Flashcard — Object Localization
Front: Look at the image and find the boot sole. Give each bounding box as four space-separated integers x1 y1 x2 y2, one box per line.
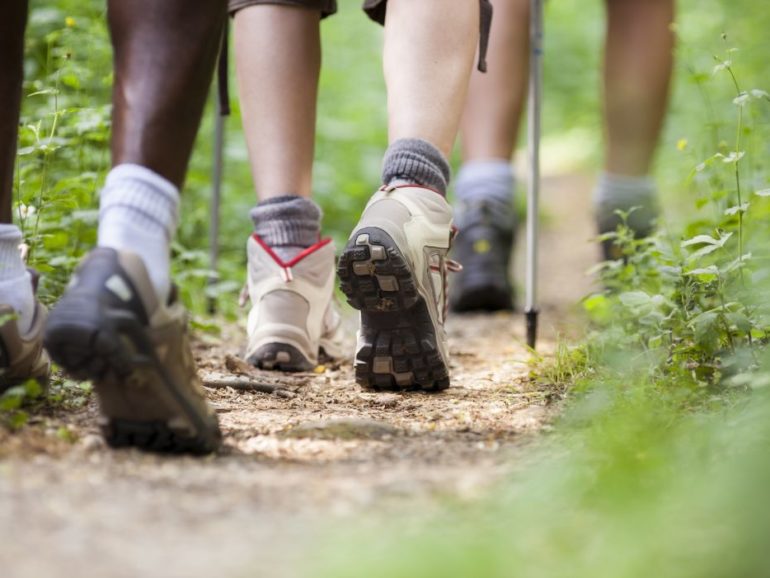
45 297 221 455
247 342 315 372
338 227 449 392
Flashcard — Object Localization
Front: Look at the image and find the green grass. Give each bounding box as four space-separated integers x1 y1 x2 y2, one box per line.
314 370 770 578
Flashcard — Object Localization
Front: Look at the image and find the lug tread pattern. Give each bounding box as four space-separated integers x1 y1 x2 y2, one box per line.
338 227 449 392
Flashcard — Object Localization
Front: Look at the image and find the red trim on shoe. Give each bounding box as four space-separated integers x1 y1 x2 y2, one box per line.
379 183 445 197
251 234 332 268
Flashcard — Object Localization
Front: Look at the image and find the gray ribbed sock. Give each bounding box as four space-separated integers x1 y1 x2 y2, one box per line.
382 138 451 196
98 164 179 303
0 224 34 333
455 159 515 223
594 171 659 233
250 195 322 261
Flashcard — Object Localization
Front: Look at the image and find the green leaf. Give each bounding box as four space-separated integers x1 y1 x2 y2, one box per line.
648 335 664 349
716 151 745 164
681 234 722 248
724 203 750 216
682 232 733 262
726 312 752 333
7 411 29 430
619 291 651 308
733 92 751 106
713 60 732 74
685 266 719 282
690 310 719 344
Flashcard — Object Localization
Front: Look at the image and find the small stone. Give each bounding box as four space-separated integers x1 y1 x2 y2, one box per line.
281 418 399 441
81 434 104 452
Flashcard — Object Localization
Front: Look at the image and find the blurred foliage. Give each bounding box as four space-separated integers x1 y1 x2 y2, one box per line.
15 0 770 318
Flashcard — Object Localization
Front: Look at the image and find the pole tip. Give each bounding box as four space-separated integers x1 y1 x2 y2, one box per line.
525 308 539 350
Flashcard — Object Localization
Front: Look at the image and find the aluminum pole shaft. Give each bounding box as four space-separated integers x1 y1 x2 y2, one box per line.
208 95 225 314
525 0 544 349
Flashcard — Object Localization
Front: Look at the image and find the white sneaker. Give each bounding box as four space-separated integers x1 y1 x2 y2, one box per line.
337 185 458 391
244 235 344 371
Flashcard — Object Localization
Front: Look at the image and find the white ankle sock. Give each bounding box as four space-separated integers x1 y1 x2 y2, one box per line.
0 224 34 333
97 164 179 303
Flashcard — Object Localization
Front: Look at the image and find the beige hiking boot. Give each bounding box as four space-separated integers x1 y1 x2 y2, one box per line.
45 248 221 454
244 235 345 371
0 274 50 392
337 185 458 391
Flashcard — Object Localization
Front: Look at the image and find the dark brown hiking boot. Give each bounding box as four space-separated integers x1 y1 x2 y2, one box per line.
45 248 221 454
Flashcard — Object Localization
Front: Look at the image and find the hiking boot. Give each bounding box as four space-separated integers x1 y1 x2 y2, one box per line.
44 248 221 454
0 272 50 393
338 185 457 392
449 198 515 312
244 235 344 371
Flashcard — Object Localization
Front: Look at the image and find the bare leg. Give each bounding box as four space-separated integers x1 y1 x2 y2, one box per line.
604 0 674 176
0 0 28 224
449 0 527 313
461 0 529 162
45 0 226 454
384 0 479 158
234 5 321 201
108 0 227 188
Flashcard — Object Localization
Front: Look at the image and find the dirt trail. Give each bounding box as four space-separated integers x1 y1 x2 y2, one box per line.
0 173 597 578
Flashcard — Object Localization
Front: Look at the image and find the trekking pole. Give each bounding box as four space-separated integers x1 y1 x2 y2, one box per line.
525 0 544 349
208 23 231 315
208 97 225 314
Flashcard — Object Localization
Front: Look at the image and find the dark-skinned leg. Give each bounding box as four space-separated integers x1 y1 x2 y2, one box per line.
108 0 227 188
0 0 50 388
0 0 28 224
95 0 227 302
45 0 225 453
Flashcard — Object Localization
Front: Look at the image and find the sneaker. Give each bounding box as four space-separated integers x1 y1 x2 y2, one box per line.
44 248 221 454
243 235 344 371
449 198 514 312
338 185 457 392
0 272 51 393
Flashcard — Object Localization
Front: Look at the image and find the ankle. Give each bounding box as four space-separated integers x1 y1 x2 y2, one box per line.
250 195 322 261
382 138 451 196
97 164 179 302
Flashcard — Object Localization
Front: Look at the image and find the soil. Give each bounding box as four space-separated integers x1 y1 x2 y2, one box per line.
0 173 598 578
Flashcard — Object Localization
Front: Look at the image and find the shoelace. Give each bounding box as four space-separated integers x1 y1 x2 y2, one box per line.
432 227 464 323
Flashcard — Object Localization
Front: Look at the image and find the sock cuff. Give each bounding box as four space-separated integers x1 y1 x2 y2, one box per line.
457 159 513 183
0 223 22 242
105 164 180 203
0 225 26 281
594 172 657 205
100 164 181 239
382 138 451 195
250 195 322 248
455 159 515 206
